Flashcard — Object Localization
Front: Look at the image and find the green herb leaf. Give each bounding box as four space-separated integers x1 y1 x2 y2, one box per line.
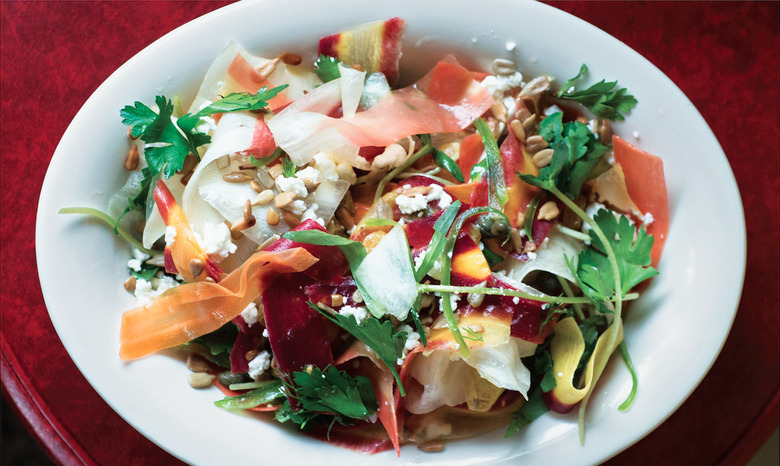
557 64 637 121
576 209 657 301
505 385 549 437
279 365 378 429
214 380 285 410
184 323 239 368
432 148 465 183
314 54 341 83
282 154 297 178
130 261 160 281
191 86 287 117
313 305 407 396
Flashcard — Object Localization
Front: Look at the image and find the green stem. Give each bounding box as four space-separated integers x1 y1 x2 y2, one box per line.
556 276 585 321
59 207 155 255
617 341 638 411
374 144 433 202
418 284 638 304
554 224 591 242
545 185 623 445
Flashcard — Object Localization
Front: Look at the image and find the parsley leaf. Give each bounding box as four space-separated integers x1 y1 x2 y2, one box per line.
573 210 658 302
313 306 407 396
518 112 609 199
277 365 378 429
557 64 637 121
314 54 341 83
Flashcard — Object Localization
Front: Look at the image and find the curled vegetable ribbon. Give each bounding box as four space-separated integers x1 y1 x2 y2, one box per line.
119 248 318 360
548 317 624 410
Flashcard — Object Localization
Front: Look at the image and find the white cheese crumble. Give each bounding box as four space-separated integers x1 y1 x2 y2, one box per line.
262 328 269 338
301 203 324 226
248 351 272 380
413 249 442 280
287 199 307 216
396 193 428 214
338 305 369 323
295 166 320 182
426 184 453 210
544 104 563 116
275 175 308 198
193 222 237 262
641 212 655 226
241 302 259 327
439 293 461 312
396 324 422 365
525 251 537 261
164 226 177 246
134 274 180 307
127 248 150 272
481 72 524 96
311 152 340 182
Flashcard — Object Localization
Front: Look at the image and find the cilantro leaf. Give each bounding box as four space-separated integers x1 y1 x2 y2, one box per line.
557 64 637 121
313 306 407 396
314 54 341 83
277 365 378 429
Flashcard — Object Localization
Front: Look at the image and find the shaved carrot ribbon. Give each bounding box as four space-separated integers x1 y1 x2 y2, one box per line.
119 248 317 360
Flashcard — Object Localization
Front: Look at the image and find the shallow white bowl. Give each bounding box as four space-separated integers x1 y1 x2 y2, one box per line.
36 0 746 464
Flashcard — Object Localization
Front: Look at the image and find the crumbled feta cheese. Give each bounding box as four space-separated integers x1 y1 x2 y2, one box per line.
287 199 307 216
301 203 324 226
396 324 422 365
512 296 520 305
275 175 308 198
193 222 237 262
642 212 655 226
426 184 452 210
396 193 428 214
414 249 442 280
164 226 177 246
133 274 180 306
262 328 269 338
439 293 461 311
127 258 143 272
127 248 151 272
248 351 272 380
525 251 537 261
241 302 259 327
311 152 339 182
481 72 524 96
339 305 369 323
295 166 320 182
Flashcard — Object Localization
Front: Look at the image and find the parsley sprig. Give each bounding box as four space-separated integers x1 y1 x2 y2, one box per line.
275 365 378 430
557 64 637 121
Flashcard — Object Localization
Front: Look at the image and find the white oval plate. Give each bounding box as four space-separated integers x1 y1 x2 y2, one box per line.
36 0 745 464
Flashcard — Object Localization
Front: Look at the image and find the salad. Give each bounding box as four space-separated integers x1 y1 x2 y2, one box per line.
62 17 668 455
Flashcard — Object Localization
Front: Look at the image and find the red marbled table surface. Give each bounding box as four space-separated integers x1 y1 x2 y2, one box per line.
1 1 777 464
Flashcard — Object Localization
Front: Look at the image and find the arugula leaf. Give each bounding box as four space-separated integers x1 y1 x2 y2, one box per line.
184 322 238 368
575 209 657 301
414 201 460 281
313 305 407 396
214 380 285 410
432 148 465 182
314 54 341 83
281 230 367 272
474 118 508 209
557 64 637 121
277 365 378 430
130 261 160 281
